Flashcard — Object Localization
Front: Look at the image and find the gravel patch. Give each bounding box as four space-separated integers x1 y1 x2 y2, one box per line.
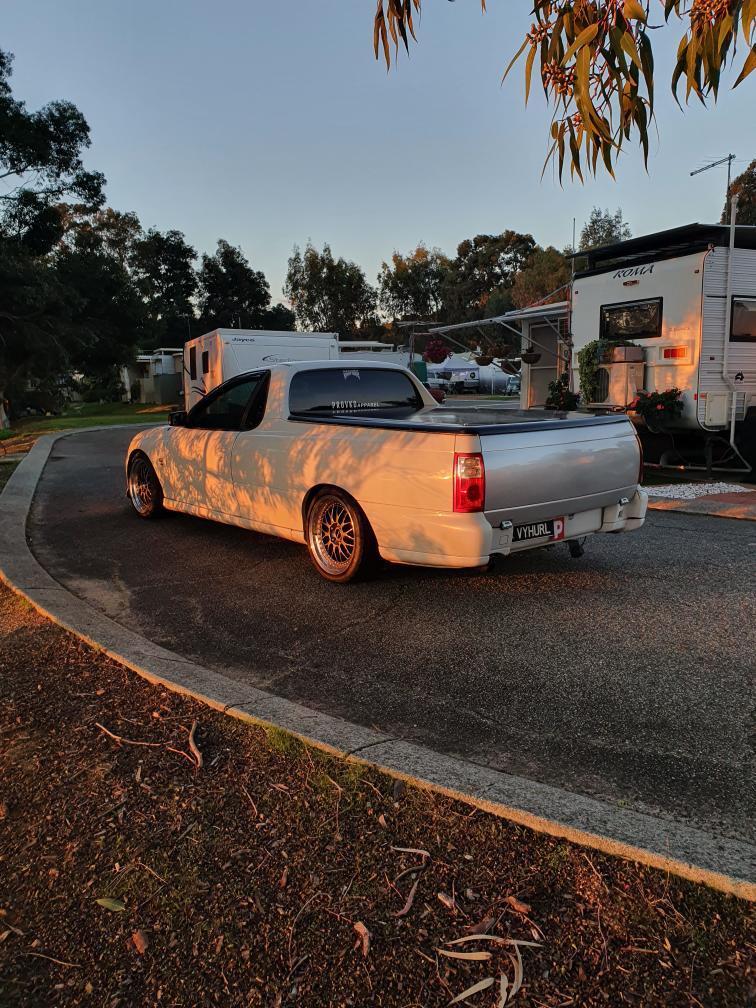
645 482 754 499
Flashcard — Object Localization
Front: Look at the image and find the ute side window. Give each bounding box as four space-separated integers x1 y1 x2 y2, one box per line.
187 374 268 432
289 368 422 417
600 298 662 341
730 298 756 343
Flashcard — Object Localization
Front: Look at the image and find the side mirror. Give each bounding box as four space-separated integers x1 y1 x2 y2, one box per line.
169 410 187 427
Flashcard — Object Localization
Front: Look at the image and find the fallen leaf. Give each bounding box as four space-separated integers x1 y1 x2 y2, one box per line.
505 895 531 914
353 921 371 957
437 892 456 911
394 877 421 918
391 845 430 859
214 934 224 955
449 976 495 1004
437 948 492 962
84 982 93 994
377 813 388 828
279 867 289 889
95 898 126 912
463 914 495 936
131 930 148 955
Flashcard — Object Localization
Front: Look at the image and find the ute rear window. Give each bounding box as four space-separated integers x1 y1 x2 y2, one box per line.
289 368 422 416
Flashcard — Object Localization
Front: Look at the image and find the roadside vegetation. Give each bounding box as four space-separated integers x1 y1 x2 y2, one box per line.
0 404 171 453
0 462 18 492
0 582 752 1007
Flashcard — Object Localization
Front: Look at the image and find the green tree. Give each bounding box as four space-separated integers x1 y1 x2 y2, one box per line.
0 50 104 249
198 239 271 331
579 207 632 251
512 246 571 308
284 243 377 336
377 244 450 321
442 231 536 320
372 1 754 179
722 159 756 226
262 301 297 330
0 48 109 427
130 228 198 347
61 205 143 266
55 236 144 381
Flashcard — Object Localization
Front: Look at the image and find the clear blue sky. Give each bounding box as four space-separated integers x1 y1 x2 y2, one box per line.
4 0 754 301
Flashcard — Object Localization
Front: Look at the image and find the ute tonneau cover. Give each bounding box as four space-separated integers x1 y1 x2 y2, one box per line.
287 407 630 436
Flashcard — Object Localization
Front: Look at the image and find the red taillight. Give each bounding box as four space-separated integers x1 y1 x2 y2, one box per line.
453 452 485 513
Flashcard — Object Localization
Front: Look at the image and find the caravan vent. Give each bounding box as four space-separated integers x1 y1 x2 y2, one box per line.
595 367 610 402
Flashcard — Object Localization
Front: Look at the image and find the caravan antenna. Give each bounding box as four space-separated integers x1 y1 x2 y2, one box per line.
690 154 737 220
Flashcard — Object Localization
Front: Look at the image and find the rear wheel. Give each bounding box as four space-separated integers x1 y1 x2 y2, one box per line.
127 452 164 519
306 490 374 583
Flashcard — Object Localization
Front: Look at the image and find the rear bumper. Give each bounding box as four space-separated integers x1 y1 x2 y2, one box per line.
490 488 648 558
376 489 648 569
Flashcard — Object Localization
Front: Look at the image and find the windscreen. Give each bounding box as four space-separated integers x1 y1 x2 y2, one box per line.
289 368 422 417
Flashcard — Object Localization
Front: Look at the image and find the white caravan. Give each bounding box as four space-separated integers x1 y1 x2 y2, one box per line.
184 330 337 409
182 330 409 409
495 223 756 470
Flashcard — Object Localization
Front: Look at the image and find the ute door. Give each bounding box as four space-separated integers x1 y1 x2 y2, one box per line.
161 373 267 515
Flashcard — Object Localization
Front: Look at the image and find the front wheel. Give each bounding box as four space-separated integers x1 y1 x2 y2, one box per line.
305 491 375 583
127 452 164 519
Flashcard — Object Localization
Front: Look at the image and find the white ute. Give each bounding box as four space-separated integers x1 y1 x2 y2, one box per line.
125 361 648 582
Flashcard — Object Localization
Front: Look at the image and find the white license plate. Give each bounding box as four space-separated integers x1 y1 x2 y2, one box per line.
512 517 565 543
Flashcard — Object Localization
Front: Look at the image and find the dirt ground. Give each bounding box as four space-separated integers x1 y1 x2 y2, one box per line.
0 581 753 1007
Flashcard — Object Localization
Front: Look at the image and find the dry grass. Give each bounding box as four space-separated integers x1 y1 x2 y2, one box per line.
0 582 753 1007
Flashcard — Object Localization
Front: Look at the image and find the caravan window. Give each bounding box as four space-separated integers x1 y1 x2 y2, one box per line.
202 350 210 374
730 298 756 343
189 347 197 381
600 298 662 341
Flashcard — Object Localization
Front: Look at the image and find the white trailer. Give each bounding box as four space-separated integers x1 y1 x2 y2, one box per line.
183 330 339 409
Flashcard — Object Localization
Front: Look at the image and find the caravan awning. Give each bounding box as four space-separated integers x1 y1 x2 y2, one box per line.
428 300 569 336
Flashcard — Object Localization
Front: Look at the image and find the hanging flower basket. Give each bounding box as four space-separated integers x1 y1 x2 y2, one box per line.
488 342 512 359
520 346 541 365
499 359 519 375
423 337 451 364
475 355 493 366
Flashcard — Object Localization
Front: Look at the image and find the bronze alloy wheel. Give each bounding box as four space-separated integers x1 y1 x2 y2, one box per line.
127 454 164 519
306 491 373 582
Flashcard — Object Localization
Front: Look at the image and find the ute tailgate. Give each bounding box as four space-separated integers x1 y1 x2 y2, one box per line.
477 416 640 526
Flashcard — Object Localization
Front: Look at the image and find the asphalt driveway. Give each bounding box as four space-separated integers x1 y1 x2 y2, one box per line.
28 427 756 846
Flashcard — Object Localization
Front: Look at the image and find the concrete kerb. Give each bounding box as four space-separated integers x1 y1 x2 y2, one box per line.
1 426 754 902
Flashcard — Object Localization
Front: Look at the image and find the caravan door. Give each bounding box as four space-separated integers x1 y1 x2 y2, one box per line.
526 323 559 407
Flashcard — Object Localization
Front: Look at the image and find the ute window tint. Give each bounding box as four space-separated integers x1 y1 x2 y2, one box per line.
600 298 662 341
731 298 756 343
289 368 422 416
187 375 267 431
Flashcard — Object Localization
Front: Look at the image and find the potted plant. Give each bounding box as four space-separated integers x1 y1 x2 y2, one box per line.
423 337 451 364
545 372 579 411
520 345 541 365
628 388 684 432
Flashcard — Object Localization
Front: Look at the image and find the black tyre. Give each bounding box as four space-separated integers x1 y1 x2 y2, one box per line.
127 452 164 519
305 490 375 583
